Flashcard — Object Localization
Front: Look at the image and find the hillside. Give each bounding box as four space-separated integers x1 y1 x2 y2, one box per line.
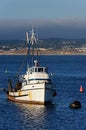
0 38 86 55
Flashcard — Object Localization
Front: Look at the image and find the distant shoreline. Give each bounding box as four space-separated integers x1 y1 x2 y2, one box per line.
0 49 86 55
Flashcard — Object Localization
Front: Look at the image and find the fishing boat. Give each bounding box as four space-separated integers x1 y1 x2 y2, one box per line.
7 28 57 105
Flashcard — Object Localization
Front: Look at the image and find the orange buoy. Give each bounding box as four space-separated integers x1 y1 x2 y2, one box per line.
80 85 84 93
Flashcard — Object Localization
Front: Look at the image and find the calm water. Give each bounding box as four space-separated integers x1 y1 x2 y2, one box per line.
0 55 86 130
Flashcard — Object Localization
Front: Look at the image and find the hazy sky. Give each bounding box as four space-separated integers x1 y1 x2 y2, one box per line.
0 0 86 39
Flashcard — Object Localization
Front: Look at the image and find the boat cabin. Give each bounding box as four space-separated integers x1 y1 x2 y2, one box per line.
29 67 48 74
28 60 48 74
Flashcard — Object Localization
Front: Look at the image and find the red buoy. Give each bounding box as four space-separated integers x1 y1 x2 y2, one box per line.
80 85 84 93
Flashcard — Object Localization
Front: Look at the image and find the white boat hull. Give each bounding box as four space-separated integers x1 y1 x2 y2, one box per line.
7 82 56 105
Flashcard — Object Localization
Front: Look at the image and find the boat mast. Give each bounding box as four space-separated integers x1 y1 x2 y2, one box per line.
26 28 37 66
26 31 31 67
26 32 29 53
30 28 37 66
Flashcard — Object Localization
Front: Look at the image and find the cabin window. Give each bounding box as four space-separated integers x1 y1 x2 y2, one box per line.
44 68 48 73
38 68 43 72
29 68 35 73
32 68 35 72
35 68 37 72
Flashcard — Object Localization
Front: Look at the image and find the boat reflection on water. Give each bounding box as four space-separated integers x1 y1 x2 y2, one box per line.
14 102 57 128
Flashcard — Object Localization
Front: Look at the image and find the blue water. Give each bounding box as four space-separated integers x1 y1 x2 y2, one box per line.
0 55 86 130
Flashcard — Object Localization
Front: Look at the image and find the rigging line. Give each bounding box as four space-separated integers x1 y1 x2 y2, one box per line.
15 39 30 79
9 48 29 89
16 51 28 78
10 51 28 89
11 34 30 83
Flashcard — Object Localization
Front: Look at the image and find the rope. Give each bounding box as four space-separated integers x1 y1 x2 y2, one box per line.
16 52 28 78
9 44 29 88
